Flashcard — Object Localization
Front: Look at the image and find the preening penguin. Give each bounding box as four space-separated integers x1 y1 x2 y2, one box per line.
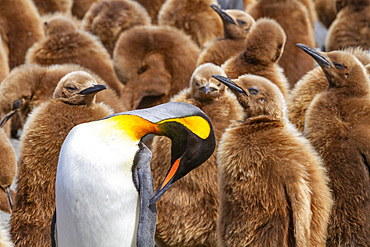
196 5 255 66
325 0 370 51
113 25 200 110
213 74 332 246
25 15 124 97
297 43 370 247
158 0 223 48
151 63 243 246
288 46 370 132
82 0 151 57
53 102 216 246
222 18 290 99
9 71 114 247
246 0 315 88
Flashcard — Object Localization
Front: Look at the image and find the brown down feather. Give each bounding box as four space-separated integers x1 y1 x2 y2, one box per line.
133 0 166 24
32 0 73 16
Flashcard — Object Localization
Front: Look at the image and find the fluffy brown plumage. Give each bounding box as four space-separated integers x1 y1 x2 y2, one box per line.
326 0 370 51
214 74 332 246
158 0 223 49
25 15 124 97
197 6 255 66
222 18 290 99
0 0 44 69
0 36 8 84
32 0 72 15
288 47 370 132
246 0 315 88
300 46 370 246
315 0 336 28
0 63 126 131
71 0 100 19
151 63 242 246
82 0 151 57
10 71 114 247
113 25 200 110
134 0 166 24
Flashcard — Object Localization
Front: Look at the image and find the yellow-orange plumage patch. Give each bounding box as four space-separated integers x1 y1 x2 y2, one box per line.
158 116 210 139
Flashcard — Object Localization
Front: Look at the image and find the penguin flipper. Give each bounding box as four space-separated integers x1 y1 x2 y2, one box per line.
133 142 157 247
51 208 57 247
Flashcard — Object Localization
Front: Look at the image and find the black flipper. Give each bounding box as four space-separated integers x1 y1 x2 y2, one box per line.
133 142 157 247
51 209 57 247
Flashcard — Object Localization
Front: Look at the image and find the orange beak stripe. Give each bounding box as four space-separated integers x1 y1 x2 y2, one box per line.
160 158 180 190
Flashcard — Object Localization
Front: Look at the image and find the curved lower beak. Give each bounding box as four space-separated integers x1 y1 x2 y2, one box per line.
296 43 331 68
78 84 107 95
210 4 236 25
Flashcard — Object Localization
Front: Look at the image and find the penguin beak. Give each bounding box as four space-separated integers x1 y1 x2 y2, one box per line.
78 84 107 95
210 4 236 25
199 82 215 94
212 75 246 95
6 187 13 209
0 99 21 128
296 43 332 68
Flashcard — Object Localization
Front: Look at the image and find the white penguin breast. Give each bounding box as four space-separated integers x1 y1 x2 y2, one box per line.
55 123 142 247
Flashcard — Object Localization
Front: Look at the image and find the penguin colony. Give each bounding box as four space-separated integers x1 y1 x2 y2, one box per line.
0 0 368 246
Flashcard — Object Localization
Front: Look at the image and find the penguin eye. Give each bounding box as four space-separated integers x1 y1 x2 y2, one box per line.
66 87 77 91
260 98 265 102
217 83 221 87
195 82 200 87
333 62 346 70
248 88 259 95
237 19 246 25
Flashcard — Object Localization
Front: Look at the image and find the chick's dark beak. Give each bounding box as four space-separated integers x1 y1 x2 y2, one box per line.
210 4 236 25
6 187 13 209
296 43 331 68
0 99 21 128
78 84 107 95
212 75 246 95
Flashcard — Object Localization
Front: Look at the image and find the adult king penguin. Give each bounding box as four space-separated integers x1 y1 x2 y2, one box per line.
53 102 216 246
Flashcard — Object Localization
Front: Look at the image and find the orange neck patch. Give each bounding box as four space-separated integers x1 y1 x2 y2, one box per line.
158 116 210 139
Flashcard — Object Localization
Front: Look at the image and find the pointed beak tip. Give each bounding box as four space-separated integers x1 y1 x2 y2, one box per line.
78 84 107 95
296 43 331 68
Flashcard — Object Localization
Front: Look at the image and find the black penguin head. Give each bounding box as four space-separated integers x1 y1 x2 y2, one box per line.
212 74 286 120
297 43 370 94
190 63 226 101
211 4 255 39
53 71 106 105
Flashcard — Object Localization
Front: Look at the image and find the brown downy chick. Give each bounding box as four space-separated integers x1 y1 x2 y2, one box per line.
0 106 20 214
315 0 337 28
82 0 151 57
288 46 370 132
158 0 223 49
71 0 100 19
197 5 255 66
10 71 114 247
25 15 124 97
222 18 290 99
0 36 8 83
134 0 166 24
213 73 332 247
32 0 73 15
151 63 242 246
0 63 126 131
0 0 44 69
298 43 370 247
113 25 200 110
326 0 370 51
246 0 316 88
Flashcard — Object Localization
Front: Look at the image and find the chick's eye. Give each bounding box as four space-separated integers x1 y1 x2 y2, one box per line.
260 98 265 102
237 19 246 25
217 83 221 87
195 82 199 86
248 88 259 95
66 87 77 91
333 62 346 70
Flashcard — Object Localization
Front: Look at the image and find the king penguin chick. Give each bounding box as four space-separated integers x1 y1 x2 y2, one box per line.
151 63 243 246
222 18 290 99
71 0 100 19
315 0 337 28
297 43 370 247
158 0 223 49
0 63 126 131
9 71 113 247
246 0 316 88
0 107 19 214
325 0 370 51
113 25 200 110
32 0 73 16
25 15 124 97
213 74 333 246
288 46 370 132
82 0 151 57
52 102 216 246
197 5 255 66
134 0 166 24
0 0 44 69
